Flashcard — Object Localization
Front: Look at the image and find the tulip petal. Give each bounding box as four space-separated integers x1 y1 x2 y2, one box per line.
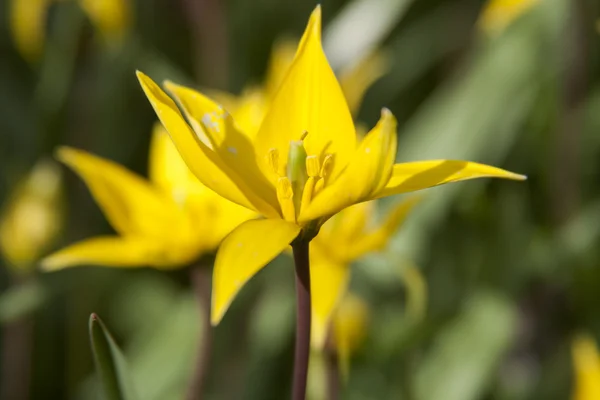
41 236 158 270
56 147 181 239
211 218 301 325
375 160 527 198
163 81 278 210
348 196 420 260
255 6 356 181
299 108 397 222
136 71 280 219
310 249 350 349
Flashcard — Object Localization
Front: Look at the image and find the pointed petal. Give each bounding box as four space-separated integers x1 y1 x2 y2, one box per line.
163 81 278 209
40 236 158 270
572 335 600 400
56 147 181 238
299 108 397 222
136 71 280 219
310 248 350 349
348 196 420 260
255 6 356 179
211 219 301 325
375 160 527 198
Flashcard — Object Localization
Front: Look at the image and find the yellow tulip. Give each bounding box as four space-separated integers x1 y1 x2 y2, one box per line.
9 0 130 61
41 124 254 270
310 197 419 349
478 0 540 35
0 160 63 273
572 335 600 400
136 5 525 326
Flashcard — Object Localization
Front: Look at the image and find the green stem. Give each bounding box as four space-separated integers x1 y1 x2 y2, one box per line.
186 264 213 400
291 239 311 400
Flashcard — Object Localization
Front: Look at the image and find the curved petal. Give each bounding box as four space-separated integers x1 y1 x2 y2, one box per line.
163 81 278 209
211 219 301 325
255 6 356 180
348 195 420 260
56 147 181 238
310 248 350 349
136 71 280 219
40 236 159 271
374 160 527 198
299 108 397 222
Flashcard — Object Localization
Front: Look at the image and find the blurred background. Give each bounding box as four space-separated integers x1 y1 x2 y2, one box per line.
1 0 600 399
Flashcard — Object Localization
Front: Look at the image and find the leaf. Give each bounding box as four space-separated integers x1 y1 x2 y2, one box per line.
89 313 140 400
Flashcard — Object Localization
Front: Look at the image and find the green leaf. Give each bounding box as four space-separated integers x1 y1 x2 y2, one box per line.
89 313 140 400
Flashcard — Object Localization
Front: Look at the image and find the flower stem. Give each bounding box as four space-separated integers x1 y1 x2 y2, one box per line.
292 239 311 400
186 263 213 400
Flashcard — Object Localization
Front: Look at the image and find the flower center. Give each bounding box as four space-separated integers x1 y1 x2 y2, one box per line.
266 133 333 223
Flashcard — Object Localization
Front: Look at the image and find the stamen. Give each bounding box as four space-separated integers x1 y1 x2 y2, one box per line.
306 155 320 177
276 177 296 222
267 148 280 176
319 154 333 179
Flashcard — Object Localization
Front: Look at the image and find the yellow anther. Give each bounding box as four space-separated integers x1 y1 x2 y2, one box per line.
276 177 296 222
306 156 320 177
320 154 333 178
267 148 280 176
300 130 309 141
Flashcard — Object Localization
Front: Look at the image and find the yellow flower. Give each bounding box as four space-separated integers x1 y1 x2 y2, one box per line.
332 293 369 380
41 124 254 270
478 0 540 35
136 5 525 325
572 335 600 400
78 0 130 44
310 197 419 348
9 0 130 61
0 160 63 273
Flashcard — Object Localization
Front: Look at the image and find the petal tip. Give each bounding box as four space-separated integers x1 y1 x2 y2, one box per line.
308 5 322 36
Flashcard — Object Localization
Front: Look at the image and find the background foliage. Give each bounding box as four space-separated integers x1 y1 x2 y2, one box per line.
0 0 599 399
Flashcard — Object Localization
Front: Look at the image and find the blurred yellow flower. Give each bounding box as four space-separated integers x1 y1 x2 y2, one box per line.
41 124 254 270
310 197 419 348
332 293 369 379
78 0 130 44
478 0 540 35
9 0 130 61
137 5 525 326
572 335 600 400
0 160 63 273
